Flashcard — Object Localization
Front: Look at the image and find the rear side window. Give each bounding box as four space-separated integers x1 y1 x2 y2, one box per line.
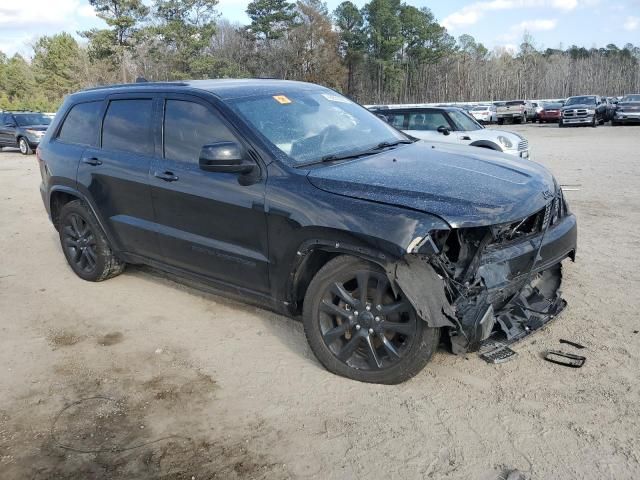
382 112 406 129
58 101 102 146
102 99 154 156
163 100 237 165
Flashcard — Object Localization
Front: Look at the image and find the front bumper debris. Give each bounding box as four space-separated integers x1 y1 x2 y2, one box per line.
391 192 577 355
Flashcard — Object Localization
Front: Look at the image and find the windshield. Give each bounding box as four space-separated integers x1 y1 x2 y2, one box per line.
543 102 563 109
622 94 640 102
448 109 482 131
565 96 596 106
14 113 52 126
227 90 406 165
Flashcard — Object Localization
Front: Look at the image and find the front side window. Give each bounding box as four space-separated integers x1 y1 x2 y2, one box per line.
407 111 450 131
227 89 406 165
57 101 102 146
447 110 482 131
102 99 153 155
163 100 237 166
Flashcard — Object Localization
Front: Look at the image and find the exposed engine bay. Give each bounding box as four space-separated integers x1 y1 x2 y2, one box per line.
389 193 576 354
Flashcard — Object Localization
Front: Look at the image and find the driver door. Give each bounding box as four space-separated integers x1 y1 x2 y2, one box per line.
149 94 270 293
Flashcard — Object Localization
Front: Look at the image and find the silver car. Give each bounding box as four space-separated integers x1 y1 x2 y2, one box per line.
371 105 530 158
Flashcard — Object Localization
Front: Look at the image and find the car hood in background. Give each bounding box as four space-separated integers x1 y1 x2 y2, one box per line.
561 104 595 111
306 141 556 228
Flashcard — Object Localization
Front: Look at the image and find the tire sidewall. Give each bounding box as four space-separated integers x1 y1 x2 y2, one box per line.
19 138 30 155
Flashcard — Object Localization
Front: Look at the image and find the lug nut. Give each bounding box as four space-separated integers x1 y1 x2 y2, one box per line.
368 328 374 334
376 305 382 311
354 311 359 316
365 305 371 311
375 316 380 322
355 324 361 330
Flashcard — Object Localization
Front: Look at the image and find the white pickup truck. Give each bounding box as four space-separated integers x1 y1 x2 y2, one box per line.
496 100 535 124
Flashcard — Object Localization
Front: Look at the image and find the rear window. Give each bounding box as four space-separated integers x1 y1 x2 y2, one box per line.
506 100 525 106
57 101 102 146
102 99 154 155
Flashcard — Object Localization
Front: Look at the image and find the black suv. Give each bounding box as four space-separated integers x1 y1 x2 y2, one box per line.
38 80 577 384
0 111 52 154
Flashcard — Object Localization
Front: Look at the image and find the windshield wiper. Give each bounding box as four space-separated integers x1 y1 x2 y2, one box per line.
320 139 414 163
295 139 414 168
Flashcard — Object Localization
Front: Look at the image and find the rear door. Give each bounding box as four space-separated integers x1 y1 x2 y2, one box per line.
76 94 163 261
149 94 270 292
0 113 16 145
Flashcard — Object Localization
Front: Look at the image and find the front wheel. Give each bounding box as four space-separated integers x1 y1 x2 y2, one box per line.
302 256 439 384
18 137 32 155
58 200 125 281
591 116 597 128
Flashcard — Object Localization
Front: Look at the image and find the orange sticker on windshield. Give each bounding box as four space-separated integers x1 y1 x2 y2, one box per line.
273 95 292 104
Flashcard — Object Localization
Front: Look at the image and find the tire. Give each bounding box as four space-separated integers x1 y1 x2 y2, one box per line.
591 116 597 128
559 121 565 128
58 200 125 282
302 255 439 384
497 118 504 125
612 120 619 126
18 137 32 155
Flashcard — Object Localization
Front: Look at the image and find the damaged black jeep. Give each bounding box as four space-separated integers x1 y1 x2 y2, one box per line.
38 79 576 384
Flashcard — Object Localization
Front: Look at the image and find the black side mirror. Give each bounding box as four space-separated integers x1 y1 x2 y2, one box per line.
199 142 256 174
437 125 451 136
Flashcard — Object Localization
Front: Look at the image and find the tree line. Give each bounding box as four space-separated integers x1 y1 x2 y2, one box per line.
1 0 639 112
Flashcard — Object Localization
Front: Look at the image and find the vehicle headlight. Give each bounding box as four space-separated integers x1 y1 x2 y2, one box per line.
497 136 513 149
586 109 595 115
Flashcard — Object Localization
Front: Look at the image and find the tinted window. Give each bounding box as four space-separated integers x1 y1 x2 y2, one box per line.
14 113 52 126
163 100 237 166
506 100 525 106
102 99 153 155
382 112 406 129
58 101 102 146
407 111 450 131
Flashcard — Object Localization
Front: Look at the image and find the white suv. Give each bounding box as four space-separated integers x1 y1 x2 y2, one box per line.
370 105 530 158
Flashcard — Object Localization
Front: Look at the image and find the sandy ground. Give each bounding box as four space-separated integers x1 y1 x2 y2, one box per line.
1 123 639 480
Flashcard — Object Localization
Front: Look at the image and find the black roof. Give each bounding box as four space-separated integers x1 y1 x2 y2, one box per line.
77 79 324 101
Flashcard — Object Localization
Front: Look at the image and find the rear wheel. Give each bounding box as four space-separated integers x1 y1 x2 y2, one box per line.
58 200 125 282
302 256 439 384
18 137 32 155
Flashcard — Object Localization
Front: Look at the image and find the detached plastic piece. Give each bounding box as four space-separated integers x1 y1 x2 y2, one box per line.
544 350 586 368
480 346 518 364
559 338 585 349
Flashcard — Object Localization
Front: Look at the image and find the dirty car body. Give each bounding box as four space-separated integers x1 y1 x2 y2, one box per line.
38 79 576 383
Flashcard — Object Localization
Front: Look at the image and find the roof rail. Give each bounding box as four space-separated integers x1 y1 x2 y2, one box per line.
81 81 189 92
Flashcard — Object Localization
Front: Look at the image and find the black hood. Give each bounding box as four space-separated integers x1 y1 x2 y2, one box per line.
306 141 557 228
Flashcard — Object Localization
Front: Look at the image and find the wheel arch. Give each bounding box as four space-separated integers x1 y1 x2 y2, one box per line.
469 140 501 151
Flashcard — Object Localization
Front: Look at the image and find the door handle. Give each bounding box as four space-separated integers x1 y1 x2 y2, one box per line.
82 157 102 166
461 136 471 141
154 171 179 182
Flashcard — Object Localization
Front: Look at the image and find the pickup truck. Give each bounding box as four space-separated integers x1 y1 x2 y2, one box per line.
496 100 535 124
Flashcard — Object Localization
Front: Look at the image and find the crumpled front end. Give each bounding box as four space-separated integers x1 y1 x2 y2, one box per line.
389 190 577 354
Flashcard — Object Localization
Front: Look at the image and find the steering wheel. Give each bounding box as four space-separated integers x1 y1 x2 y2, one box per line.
317 125 341 150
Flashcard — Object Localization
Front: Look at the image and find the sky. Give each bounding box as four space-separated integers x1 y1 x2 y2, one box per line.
0 0 639 58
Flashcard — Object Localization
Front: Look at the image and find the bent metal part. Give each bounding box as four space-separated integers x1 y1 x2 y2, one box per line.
389 189 575 355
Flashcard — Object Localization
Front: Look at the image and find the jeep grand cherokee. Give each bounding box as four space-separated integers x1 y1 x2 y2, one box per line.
37 80 577 384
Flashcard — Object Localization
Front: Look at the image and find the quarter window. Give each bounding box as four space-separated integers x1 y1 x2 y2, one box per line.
163 100 237 165
57 101 102 146
102 99 154 155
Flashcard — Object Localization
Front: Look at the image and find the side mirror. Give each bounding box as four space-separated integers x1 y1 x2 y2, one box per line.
377 114 389 123
437 125 451 136
199 142 256 174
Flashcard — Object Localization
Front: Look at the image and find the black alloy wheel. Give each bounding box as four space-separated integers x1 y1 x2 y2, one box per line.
58 200 125 281
62 213 98 275
303 256 439 384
